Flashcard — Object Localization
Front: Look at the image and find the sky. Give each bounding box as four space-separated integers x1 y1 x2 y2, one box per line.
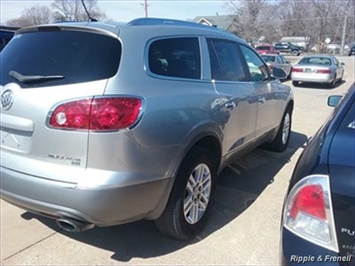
0 0 232 24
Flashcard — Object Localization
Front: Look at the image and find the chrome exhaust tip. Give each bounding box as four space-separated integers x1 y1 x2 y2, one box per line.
56 218 94 232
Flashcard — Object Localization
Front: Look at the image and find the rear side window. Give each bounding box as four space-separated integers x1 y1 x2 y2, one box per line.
0 30 15 52
148 37 201 79
0 30 121 87
207 39 247 82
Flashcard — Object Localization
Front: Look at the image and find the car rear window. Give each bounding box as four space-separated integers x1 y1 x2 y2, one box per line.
148 37 201 79
299 57 331 66
0 30 121 87
261 55 276 63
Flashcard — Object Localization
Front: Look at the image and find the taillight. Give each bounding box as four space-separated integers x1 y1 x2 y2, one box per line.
49 97 142 131
292 67 303 72
316 69 331 74
267 64 274 70
289 184 326 220
283 175 339 252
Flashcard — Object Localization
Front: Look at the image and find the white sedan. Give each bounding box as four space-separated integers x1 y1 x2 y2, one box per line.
291 55 344 88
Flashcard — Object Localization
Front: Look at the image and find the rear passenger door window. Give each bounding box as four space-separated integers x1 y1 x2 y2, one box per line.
148 37 200 79
207 39 247 82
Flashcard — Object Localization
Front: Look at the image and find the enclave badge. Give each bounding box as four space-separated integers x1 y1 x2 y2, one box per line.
1 90 14 110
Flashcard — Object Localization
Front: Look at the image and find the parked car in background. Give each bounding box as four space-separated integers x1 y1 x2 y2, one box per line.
349 44 355 56
275 42 303 56
0 26 18 52
0 18 294 240
255 44 277 54
280 82 355 265
291 55 344 88
260 54 292 79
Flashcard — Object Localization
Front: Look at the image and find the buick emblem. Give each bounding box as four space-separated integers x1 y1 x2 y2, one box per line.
1 90 14 110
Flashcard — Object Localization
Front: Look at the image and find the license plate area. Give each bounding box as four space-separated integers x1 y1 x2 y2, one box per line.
0 128 32 153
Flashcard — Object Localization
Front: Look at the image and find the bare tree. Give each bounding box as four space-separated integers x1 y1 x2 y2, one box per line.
6 5 52 27
310 0 335 52
226 0 270 43
277 0 312 37
52 0 106 22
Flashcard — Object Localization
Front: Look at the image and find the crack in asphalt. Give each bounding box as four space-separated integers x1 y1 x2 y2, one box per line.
1 230 62 262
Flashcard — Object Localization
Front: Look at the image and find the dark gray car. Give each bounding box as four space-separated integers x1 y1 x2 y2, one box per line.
0 18 293 240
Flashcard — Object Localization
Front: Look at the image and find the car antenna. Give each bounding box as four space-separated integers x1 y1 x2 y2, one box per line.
81 0 98 22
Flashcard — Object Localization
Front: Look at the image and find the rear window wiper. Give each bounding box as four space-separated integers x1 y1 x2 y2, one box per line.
9 70 64 83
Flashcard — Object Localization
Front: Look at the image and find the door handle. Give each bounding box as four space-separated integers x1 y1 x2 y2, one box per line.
225 102 236 109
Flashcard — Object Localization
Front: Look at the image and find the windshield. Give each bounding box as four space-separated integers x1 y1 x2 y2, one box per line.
0 30 121 87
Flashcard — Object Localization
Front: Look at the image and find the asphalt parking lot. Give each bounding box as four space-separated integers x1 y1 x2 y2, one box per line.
1 56 354 265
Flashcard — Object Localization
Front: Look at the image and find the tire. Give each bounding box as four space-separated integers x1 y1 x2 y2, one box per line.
329 75 337 88
292 81 299 87
154 147 217 240
266 107 292 152
291 50 300 56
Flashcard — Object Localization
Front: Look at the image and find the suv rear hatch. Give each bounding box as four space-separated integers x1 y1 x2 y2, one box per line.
0 25 121 183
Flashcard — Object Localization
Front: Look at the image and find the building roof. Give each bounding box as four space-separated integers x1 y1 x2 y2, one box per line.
193 15 236 31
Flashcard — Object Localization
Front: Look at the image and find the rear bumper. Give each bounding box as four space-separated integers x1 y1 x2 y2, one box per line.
0 165 170 226
291 73 333 84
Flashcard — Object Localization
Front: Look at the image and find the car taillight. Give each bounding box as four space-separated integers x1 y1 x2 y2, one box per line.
292 67 303 72
267 63 274 70
316 69 331 74
49 97 142 131
283 175 339 252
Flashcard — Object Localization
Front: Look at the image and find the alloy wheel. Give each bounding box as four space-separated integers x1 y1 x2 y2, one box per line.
183 163 212 225
282 112 291 145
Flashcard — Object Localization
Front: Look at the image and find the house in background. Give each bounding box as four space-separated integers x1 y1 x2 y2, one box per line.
193 15 237 33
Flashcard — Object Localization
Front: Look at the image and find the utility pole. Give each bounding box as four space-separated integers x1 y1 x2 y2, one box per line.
143 0 148 18
340 15 347 56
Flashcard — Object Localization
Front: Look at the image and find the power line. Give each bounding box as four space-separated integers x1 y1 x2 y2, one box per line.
276 15 355 22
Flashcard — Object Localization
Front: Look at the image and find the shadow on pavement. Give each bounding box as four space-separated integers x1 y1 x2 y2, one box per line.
293 79 345 89
23 130 307 262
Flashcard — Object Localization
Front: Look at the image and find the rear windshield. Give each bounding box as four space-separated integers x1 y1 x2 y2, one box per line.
299 57 331 66
0 30 121 87
260 55 276 63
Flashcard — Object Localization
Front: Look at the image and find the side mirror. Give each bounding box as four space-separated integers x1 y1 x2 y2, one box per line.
327 95 342 107
271 67 287 80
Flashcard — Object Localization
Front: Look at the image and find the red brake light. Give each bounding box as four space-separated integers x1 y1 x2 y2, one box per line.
289 184 326 220
49 97 142 131
283 175 339 252
316 69 331 74
50 99 91 129
90 98 141 130
292 67 303 73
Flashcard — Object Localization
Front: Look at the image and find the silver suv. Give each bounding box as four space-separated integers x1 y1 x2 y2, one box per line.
0 18 293 240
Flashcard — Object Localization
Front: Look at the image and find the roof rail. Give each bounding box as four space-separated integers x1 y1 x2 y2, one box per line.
127 17 219 30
